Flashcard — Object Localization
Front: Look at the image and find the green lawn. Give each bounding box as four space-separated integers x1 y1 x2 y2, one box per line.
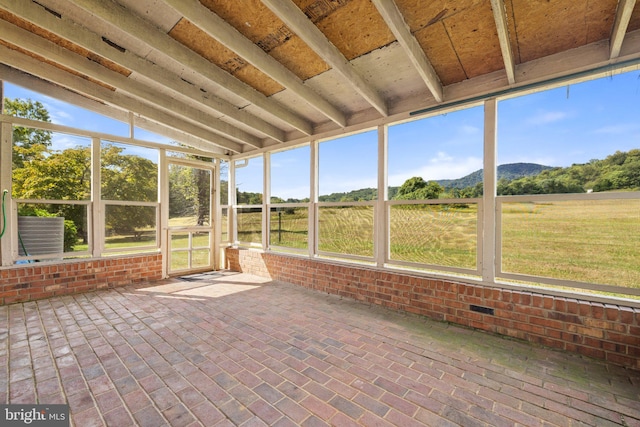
501 199 640 288
72 199 639 291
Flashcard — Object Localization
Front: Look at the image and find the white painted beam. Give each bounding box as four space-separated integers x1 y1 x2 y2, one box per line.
91 137 102 257
0 19 255 151
0 0 287 142
371 0 444 102
0 122 12 266
482 98 497 282
610 0 637 59
490 0 516 84
159 149 169 277
2 65 230 155
261 0 390 116
0 45 240 154
165 0 348 127
68 0 313 135
375 124 387 267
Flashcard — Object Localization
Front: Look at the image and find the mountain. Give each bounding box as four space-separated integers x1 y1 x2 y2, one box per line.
318 163 553 201
437 163 553 189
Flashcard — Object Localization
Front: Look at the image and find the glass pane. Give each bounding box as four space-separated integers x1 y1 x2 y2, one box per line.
4 83 129 136
498 71 640 196
318 206 374 257
192 231 211 248
192 249 210 268
236 157 263 205
271 146 310 202
501 199 640 287
389 107 483 200
102 142 158 202
12 130 91 201
17 203 88 256
221 208 229 243
170 233 189 271
269 207 308 250
389 203 477 269
319 131 377 200
237 207 262 244
133 127 178 145
169 164 211 226
220 160 229 205
105 205 157 250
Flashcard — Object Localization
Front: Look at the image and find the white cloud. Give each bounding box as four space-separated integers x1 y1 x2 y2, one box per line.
527 111 567 125
459 124 481 135
41 98 75 125
388 154 483 187
593 123 640 134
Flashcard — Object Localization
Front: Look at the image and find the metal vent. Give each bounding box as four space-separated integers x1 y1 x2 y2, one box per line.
17 216 64 256
470 304 495 315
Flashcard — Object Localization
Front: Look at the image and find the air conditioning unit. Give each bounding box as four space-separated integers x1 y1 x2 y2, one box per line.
17 216 64 256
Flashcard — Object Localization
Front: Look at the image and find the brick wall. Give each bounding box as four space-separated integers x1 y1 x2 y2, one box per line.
226 248 640 370
0 254 163 305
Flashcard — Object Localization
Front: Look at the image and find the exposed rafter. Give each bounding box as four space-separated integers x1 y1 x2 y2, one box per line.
0 44 240 154
1 0 639 159
69 0 314 135
370 0 443 102
164 0 347 127
261 0 389 116
0 19 258 151
0 0 286 143
490 0 516 84
610 0 637 59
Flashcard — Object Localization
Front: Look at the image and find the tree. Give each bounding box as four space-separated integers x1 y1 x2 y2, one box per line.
101 144 158 239
393 177 444 200
12 146 91 245
4 98 52 168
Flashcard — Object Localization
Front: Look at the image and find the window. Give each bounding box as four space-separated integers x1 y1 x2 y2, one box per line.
387 108 483 271
11 129 92 260
269 146 310 251
497 71 640 294
102 142 159 253
220 160 230 243
235 157 263 245
319 131 377 200
317 132 376 259
5 83 129 136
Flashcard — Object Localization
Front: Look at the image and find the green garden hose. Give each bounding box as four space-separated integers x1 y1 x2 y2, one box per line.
0 189 7 238
0 190 32 261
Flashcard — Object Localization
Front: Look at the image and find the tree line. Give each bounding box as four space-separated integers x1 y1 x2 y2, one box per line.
254 150 640 203
6 98 211 251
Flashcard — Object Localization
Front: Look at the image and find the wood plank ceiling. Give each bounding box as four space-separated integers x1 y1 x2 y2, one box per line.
0 0 639 157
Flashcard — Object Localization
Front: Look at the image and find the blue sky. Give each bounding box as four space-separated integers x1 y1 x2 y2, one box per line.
4 69 640 198
4 83 171 162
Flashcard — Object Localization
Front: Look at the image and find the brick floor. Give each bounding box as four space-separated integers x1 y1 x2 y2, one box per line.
1 271 638 426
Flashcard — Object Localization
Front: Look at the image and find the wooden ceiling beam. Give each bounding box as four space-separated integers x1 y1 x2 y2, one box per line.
490 0 516 84
261 0 389 116
0 0 286 143
68 0 313 135
610 0 637 59
0 42 243 154
0 18 259 150
164 0 347 127
370 0 444 102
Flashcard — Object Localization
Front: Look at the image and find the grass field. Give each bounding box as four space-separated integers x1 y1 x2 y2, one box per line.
389 204 477 269
74 199 639 292
501 199 640 289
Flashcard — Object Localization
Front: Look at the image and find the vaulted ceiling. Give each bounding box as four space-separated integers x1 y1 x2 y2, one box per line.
1 0 639 157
